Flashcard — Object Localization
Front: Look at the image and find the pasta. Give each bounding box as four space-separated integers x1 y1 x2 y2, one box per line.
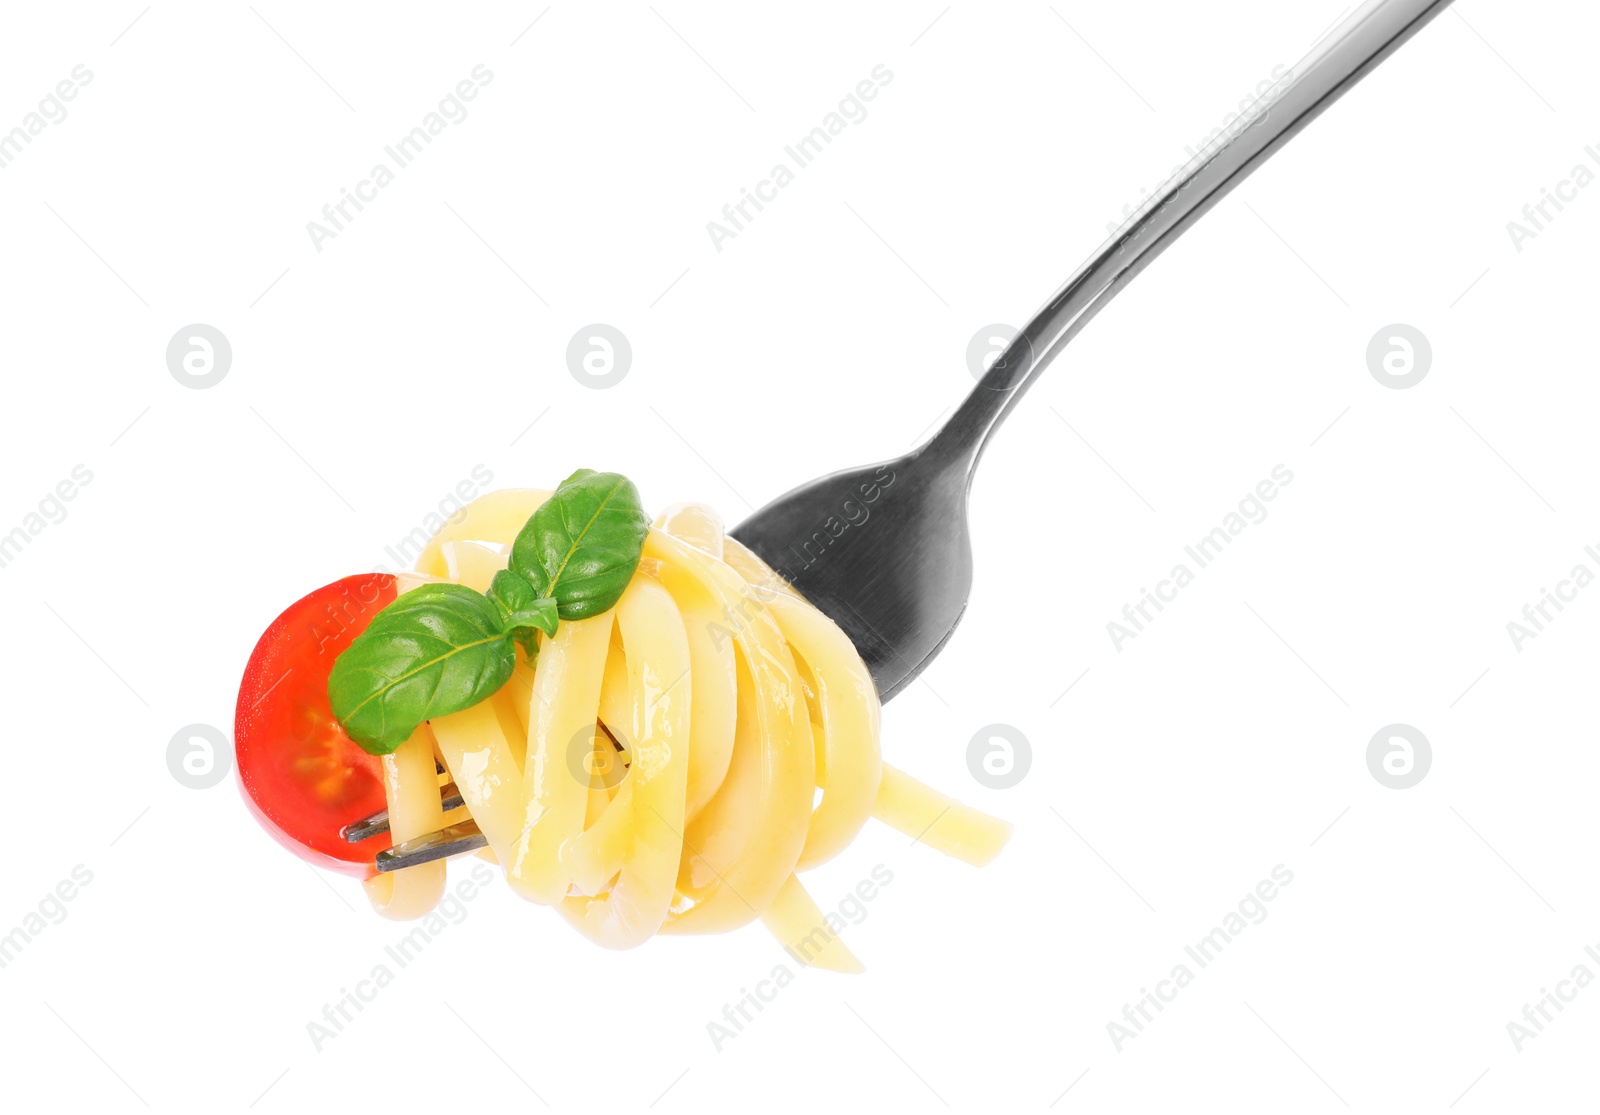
364 488 1011 971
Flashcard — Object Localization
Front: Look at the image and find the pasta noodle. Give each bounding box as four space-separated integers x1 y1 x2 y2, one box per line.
366 488 1010 970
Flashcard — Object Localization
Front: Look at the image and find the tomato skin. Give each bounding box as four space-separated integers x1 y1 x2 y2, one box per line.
235 573 398 877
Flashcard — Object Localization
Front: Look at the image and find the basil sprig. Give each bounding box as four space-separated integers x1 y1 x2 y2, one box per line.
327 583 519 755
328 469 650 755
508 469 651 619
486 568 557 654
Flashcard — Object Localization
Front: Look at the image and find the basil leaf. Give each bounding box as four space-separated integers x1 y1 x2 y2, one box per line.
487 568 558 654
510 469 650 620
487 569 558 633
328 583 517 755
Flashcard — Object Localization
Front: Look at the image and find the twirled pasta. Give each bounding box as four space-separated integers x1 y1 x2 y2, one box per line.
362 489 1010 971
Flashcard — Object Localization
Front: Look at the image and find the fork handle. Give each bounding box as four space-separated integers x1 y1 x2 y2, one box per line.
931 0 1453 471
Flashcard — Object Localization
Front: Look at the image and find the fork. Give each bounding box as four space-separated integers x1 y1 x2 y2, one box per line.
369 0 1452 872
733 0 1452 701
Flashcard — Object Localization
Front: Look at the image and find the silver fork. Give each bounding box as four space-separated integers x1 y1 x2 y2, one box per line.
733 0 1451 701
368 0 1452 873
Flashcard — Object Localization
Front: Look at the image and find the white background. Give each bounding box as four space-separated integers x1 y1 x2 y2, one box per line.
0 1 1595 1111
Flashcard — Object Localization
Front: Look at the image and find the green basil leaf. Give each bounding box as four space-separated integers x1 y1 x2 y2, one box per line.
328 583 517 755
510 469 650 620
514 598 560 634
487 568 559 654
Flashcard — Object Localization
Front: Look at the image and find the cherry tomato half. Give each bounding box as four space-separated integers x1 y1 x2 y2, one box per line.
235 573 397 876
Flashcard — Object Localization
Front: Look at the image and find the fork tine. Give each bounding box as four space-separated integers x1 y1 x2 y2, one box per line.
353 728 625 855
374 820 488 873
344 781 466 843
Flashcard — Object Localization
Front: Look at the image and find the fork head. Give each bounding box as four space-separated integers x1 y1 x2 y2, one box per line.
731 448 971 703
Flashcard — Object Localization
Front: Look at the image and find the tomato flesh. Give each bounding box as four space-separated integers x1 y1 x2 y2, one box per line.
235 573 397 876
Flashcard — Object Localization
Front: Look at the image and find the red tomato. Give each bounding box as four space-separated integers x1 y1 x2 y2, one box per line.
235 573 398 877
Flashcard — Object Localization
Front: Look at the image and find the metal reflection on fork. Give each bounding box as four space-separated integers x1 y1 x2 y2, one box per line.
363 0 1455 876
360 727 630 873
